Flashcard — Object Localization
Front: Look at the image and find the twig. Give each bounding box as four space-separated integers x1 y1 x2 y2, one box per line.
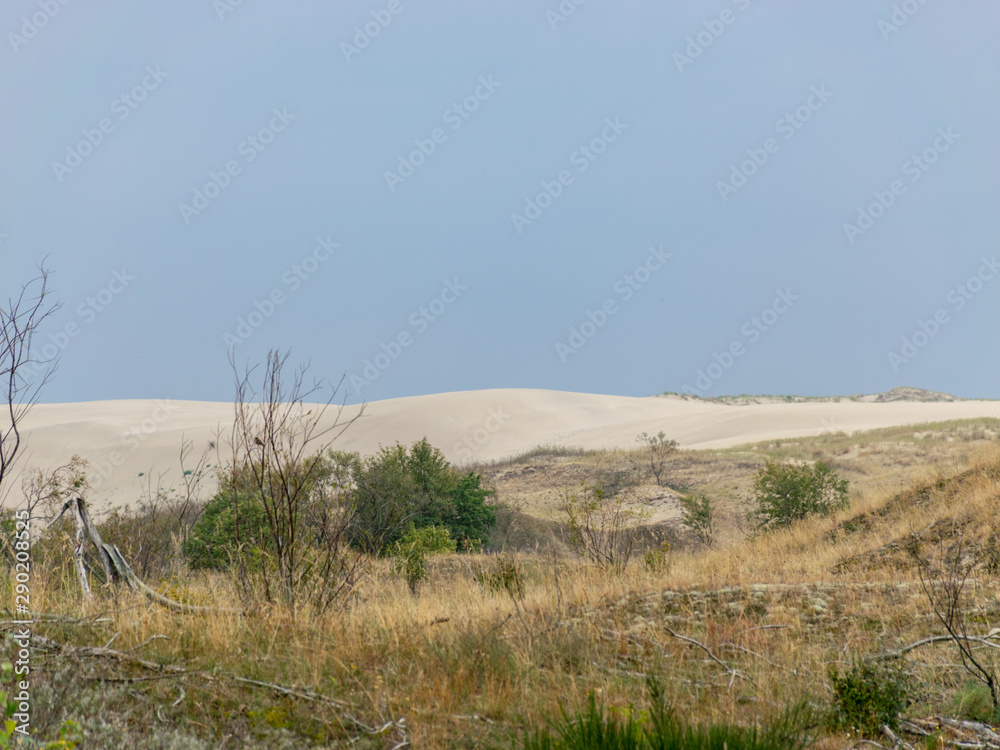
882 724 914 749
229 676 350 707
663 627 754 685
720 640 780 668
127 634 169 653
876 632 1000 661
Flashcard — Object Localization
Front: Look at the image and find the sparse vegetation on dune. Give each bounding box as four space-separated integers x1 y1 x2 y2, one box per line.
3 420 1000 747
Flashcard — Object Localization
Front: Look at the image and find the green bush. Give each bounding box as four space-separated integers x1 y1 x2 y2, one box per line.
390 525 455 594
395 524 456 555
749 461 848 532
524 679 815 750
828 657 909 735
677 494 714 547
341 438 496 555
182 483 271 571
642 541 671 574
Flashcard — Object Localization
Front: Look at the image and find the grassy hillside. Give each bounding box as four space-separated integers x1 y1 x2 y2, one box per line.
3 420 1000 748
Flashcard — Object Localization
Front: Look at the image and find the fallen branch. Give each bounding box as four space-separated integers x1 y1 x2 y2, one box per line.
229 676 350 708
876 630 1000 661
663 627 754 686
31 633 184 674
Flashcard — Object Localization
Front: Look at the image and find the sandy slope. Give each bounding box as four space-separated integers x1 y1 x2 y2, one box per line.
8 389 1000 507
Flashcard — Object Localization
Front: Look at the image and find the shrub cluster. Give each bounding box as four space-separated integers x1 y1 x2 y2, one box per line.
749 461 849 531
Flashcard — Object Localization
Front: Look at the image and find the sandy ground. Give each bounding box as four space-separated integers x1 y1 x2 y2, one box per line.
7 389 1000 507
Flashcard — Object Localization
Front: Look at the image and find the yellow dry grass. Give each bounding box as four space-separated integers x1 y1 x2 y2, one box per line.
4 436 1000 747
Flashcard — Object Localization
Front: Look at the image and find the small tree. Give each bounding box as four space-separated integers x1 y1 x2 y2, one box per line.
1 264 60 505
909 528 998 711
749 461 848 532
677 493 715 547
560 481 648 574
227 349 363 613
635 431 680 488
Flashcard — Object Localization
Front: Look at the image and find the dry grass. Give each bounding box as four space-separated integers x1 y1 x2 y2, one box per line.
4 426 1000 747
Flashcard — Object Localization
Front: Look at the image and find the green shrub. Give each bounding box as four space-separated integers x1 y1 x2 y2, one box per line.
828 657 909 735
182 483 271 571
749 461 849 532
677 494 715 547
340 438 496 555
524 679 815 749
391 525 454 593
642 541 671 574
395 524 456 555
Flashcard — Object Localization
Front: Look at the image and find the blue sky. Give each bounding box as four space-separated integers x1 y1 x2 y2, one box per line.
2 0 998 404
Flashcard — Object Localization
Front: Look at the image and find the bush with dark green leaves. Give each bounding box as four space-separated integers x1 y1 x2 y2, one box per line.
749 461 849 532
828 657 910 735
337 438 496 555
183 453 334 571
182 480 272 571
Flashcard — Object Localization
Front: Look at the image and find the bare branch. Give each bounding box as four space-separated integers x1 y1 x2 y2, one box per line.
0 262 61 504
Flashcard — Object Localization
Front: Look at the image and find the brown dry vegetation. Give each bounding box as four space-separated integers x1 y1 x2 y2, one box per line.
4 418 1000 748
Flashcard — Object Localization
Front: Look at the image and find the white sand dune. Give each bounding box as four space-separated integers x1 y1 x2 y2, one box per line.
7 389 1000 508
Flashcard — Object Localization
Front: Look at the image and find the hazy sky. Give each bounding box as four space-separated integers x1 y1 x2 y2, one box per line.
2 1 998 405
